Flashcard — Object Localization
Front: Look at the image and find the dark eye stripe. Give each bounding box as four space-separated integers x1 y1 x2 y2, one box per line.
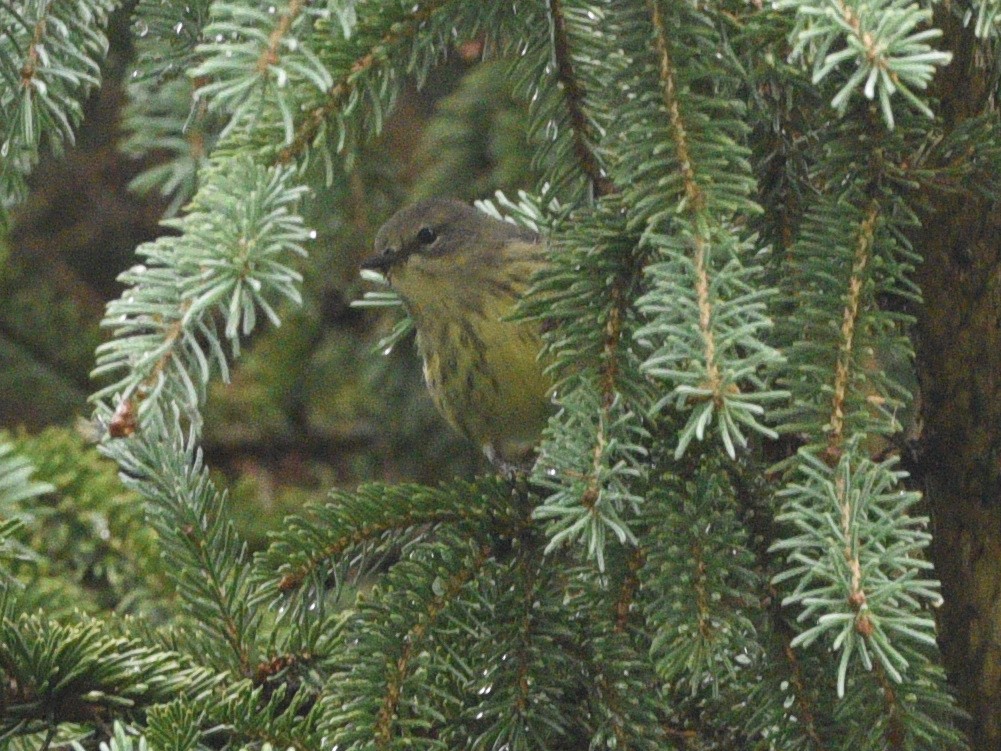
417 227 437 245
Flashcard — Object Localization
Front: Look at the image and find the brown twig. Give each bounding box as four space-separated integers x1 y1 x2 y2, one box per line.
547 0 615 198
827 203 879 460
277 0 452 165
374 545 491 746
19 14 48 91
614 548 645 633
648 0 723 400
257 0 307 73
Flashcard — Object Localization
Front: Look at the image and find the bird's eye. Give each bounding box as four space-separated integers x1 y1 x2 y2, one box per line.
417 227 437 245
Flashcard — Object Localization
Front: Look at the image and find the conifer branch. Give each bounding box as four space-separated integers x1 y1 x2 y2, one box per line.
639 470 760 696
827 203 879 459
374 544 491 746
18 12 47 92
0 0 112 213
529 202 649 566
277 0 453 165
773 446 942 731
92 160 310 431
258 0 306 74
547 0 615 197
0 616 219 736
108 300 192 438
649 0 721 400
732 462 830 749
275 506 481 593
632 1 783 459
266 479 512 595
649 0 701 211
105 408 266 677
776 0 951 126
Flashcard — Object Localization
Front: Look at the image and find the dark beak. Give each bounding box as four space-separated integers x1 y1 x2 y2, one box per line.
360 252 394 273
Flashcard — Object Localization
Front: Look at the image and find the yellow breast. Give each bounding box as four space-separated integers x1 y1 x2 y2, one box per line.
392 242 551 462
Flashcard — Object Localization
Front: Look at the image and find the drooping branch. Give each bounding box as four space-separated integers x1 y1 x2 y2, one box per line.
547 0 615 198
374 545 491 746
827 203 879 459
277 0 454 165
648 0 723 402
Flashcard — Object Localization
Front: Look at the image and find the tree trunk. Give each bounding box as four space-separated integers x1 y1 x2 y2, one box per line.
916 190 1001 750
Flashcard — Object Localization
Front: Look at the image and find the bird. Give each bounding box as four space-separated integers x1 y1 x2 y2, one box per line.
361 199 552 469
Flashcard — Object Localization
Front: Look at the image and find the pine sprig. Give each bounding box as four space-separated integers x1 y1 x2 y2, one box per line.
773 192 919 456
539 0 616 200
569 570 675 750
834 647 966 751
144 701 204 751
637 464 762 697
775 0 952 126
772 447 940 695
257 476 518 601
273 0 464 167
101 407 267 677
194 0 334 144
606 0 785 459
531 387 648 570
0 614 218 739
450 550 582 751
123 0 219 214
521 197 652 569
498 0 628 206
0 0 115 213
120 76 216 216
319 536 493 750
735 628 838 750
201 679 323 751
91 158 310 432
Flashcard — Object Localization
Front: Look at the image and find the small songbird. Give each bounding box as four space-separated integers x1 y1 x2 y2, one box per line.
361 199 552 468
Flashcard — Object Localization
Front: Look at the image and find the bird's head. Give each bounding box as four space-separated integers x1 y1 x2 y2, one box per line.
362 199 536 309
